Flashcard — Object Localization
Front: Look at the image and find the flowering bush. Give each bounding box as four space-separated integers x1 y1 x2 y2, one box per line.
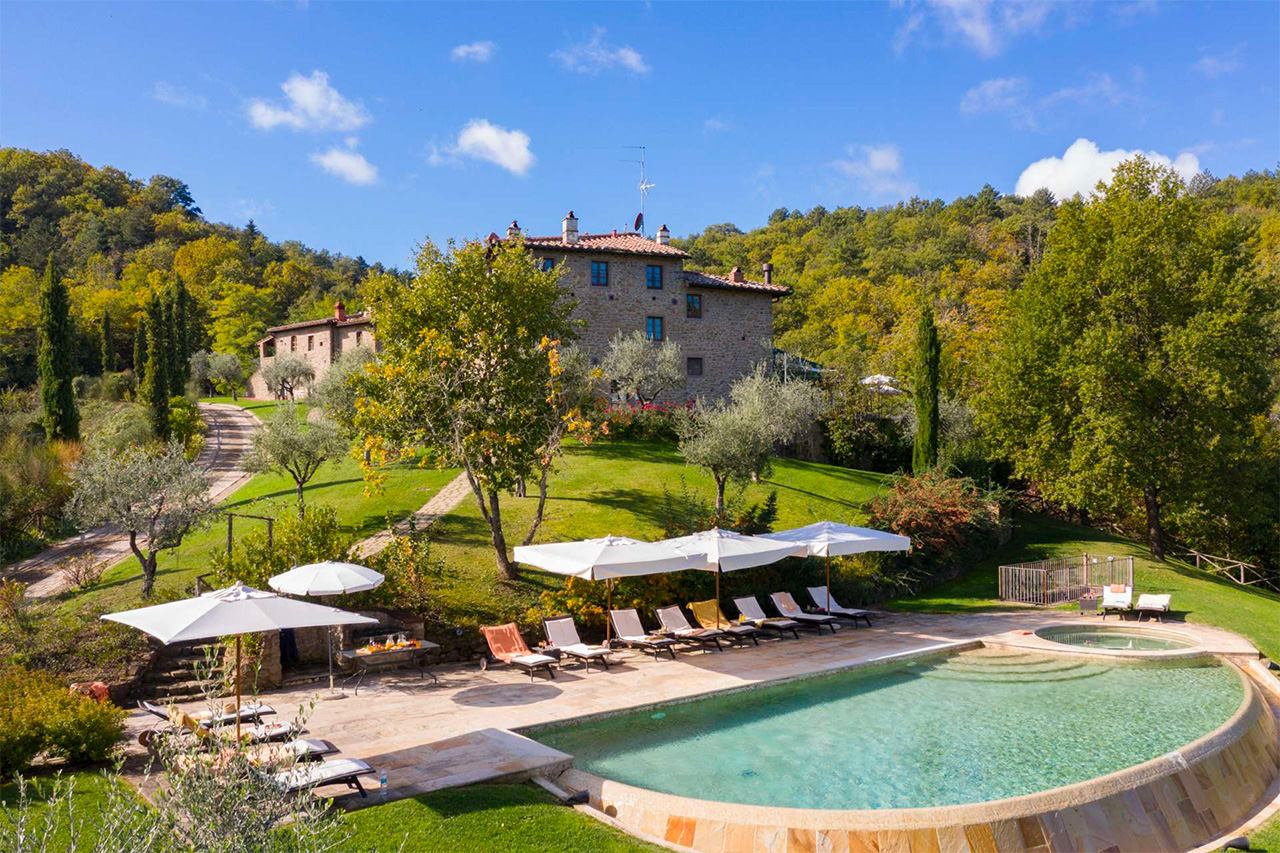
866 470 1000 586
601 401 690 441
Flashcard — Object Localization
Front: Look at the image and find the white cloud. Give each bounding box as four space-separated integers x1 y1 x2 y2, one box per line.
1042 73 1129 108
310 138 378 185
451 41 497 63
830 144 917 198
1014 138 1200 199
961 73 1135 129
248 71 370 131
894 0 1055 58
1192 47 1243 78
703 117 734 133
152 82 207 110
552 27 650 74
233 198 276 221
960 77 1034 126
430 119 536 176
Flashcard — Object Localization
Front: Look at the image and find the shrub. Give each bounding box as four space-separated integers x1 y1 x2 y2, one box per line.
168 396 207 459
86 402 154 453
210 503 353 589
0 666 125 775
97 370 136 402
600 401 687 441
0 436 72 560
59 551 107 592
361 533 449 617
865 470 1000 588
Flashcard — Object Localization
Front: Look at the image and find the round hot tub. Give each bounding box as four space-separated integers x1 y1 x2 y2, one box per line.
1036 624 1197 651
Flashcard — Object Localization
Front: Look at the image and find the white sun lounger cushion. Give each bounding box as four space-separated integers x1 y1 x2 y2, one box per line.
1136 594 1171 610
510 653 557 667
733 597 769 621
560 643 611 658
771 592 836 621
1102 588 1132 608
276 758 371 791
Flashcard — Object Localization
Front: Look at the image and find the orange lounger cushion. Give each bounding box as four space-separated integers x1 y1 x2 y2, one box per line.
481 623 532 663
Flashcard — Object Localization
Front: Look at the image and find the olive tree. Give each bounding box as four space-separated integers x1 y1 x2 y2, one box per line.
310 346 375 434
243 404 346 517
601 329 685 405
261 355 314 401
69 441 214 598
208 352 246 401
354 238 577 579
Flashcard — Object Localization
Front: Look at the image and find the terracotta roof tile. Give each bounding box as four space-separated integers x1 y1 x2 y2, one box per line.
682 270 791 296
265 313 372 335
523 231 690 258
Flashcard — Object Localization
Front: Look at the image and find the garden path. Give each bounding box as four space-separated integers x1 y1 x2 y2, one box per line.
352 471 473 558
1 403 260 598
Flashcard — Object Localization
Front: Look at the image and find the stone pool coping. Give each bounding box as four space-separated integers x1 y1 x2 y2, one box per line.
548 646 1280 852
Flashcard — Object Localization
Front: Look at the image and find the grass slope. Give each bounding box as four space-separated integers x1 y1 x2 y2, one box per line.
58 398 459 611
425 439 892 627
891 513 1280 662
342 784 662 852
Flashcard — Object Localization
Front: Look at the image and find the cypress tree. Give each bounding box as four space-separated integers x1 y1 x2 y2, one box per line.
133 315 148 390
100 310 116 373
164 289 183 394
912 303 941 475
37 256 80 440
145 294 170 440
173 277 192 387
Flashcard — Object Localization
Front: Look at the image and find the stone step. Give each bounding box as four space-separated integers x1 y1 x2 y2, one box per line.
920 667 1107 684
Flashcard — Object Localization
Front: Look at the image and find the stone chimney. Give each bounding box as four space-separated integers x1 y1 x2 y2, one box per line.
729 266 744 283
562 210 579 245
334 300 347 322
655 224 670 245
507 220 520 238
762 263 774 285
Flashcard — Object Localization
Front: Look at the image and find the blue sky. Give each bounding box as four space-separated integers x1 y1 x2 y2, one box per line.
2 1 1276 268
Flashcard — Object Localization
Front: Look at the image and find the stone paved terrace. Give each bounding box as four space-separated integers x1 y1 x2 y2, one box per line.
123 611 1261 809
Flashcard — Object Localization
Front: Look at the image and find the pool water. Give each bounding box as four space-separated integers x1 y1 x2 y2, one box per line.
534 650 1242 810
1037 625 1196 651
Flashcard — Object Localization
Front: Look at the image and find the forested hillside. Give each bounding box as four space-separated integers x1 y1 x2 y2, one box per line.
0 148 397 386
675 168 1280 570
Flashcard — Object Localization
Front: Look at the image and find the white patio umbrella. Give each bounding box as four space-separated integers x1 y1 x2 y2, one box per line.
103 581 376 739
661 528 807 627
269 562 385 695
514 536 707 641
762 521 911 612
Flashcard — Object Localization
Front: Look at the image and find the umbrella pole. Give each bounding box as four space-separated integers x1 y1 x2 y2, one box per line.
715 569 722 628
605 580 613 644
235 636 242 743
328 627 335 694
826 554 831 613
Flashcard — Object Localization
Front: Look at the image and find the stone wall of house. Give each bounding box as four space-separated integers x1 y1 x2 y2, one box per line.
247 321 374 398
544 253 776 400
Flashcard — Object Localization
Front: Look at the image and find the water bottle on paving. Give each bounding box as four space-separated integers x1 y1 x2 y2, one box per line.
380 769 388 800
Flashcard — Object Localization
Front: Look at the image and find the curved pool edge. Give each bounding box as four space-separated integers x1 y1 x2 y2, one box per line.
552 661 1280 852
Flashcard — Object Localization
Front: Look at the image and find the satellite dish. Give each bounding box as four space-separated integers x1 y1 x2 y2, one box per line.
634 212 644 232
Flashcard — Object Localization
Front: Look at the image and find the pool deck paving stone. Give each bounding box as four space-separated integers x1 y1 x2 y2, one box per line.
123 610 1270 843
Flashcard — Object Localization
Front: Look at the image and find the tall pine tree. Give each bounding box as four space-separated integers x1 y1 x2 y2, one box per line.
100 310 116 373
912 303 941 475
145 294 171 440
134 314 148 389
38 256 80 440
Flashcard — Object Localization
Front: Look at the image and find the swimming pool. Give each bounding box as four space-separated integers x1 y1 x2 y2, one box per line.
1037 624 1196 651
534 650 1243 810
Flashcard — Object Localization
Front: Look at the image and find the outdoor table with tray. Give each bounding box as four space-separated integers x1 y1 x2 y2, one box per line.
338 636 440 695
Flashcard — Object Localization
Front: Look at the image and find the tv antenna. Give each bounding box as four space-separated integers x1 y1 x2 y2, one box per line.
621 145 655 234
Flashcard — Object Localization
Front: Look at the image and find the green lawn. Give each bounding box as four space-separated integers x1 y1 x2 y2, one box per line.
342 784 662 852
0 774 660 853
200 395 295 421
425 438 893 627
54 399 460 611
890 512 1280 663
0 770 125 850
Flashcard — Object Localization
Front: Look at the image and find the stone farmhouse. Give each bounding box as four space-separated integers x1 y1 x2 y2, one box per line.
512 211 790 399
248 211 789 399
247 302 375 398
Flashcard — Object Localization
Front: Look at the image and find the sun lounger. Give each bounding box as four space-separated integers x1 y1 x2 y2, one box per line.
542 614 614 672
770 592 840 633
807 586 872 627
480 623 558 682
1100 585 1133 620
139 699 276 729
609 609 679 660
275 757 374 798
655 605 730 650
731 596 802 639
687 599 762 645
1136 593 1171 622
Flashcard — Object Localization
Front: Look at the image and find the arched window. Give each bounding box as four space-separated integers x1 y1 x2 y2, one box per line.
290 336 297 352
